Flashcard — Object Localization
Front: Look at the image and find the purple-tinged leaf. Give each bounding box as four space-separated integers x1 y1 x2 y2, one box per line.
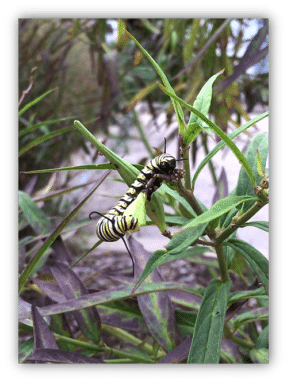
29 275 65 303
27 348 103 363
128 236 182 352
159 337 192 363
50 262 101 343
31 304 58 350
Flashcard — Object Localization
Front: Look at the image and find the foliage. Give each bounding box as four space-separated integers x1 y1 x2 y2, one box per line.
19 18 268 181
19 19 268 364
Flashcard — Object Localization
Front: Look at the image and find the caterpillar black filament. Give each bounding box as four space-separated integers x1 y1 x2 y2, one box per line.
95 153 184 242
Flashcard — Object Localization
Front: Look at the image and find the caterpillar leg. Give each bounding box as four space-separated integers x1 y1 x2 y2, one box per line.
143 168 185 200
154 168 185 183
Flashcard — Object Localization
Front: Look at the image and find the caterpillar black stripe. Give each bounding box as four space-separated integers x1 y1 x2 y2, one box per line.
96 153 184 242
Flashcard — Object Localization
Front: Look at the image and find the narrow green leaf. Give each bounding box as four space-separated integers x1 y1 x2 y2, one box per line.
228 287 267 305
232 307 268 330
21 163 116 174
19 88 57 116
250 348 269 363
133 250 167 292
134 246 210 291
19 281 198 320
127 32 185 134
174 195 259 233
187 279 232 363
226 238 269 293
182 122 202 146
19 116 76 137
255 325 268 350
18 171 111 294
18 191 51 234
74 120 138 184
191 70 225 118
167 223 208 255
184 69 224 145
128 237 182 352
235 132 269 211
241 221 269 232
19 126 75 157
192 111 268 188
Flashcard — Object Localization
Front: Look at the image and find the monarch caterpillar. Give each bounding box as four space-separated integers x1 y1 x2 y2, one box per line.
91 153 184 243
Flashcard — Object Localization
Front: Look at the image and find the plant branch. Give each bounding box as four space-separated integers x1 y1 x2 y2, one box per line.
215 199 268 244
215 243 229 282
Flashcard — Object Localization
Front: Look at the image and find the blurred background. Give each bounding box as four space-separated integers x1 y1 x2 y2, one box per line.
18 18 269 278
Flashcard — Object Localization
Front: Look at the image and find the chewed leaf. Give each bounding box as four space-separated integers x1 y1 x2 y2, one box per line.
124 192 147 230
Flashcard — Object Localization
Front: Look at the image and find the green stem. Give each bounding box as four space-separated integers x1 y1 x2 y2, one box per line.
215 200 268 244
177 181 203 216
215 243 229 282
182 148 192 190
102 324 165 358
224 326 254 350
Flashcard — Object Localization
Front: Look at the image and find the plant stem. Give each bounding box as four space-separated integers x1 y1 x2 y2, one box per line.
215 200 268 244
215 243 229 282
177 181 203 216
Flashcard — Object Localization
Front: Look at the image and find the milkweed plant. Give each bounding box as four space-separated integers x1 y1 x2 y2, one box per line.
18 32 269 364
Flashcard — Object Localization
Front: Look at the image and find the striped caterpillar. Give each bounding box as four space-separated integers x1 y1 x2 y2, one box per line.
92 153 184 242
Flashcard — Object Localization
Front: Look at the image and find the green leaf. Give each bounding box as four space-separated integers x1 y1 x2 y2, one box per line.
133 246 210 291
232 307 268 330
184 69 224 145
74 120 138 183
188 69 224 124
19 116 76 137
228 287 267 305
167 223 208 255
19 88 57 116
235 132 268 211
21 163 116 175
241 221 269 232
19 281 198 320
250 348 268 363
187 279 232 363
175 195 258 233
127 32 185 134
226 238 269 293
219 206 238 229
255 325 268 349
18 191 51 234
19 125 75 157
18 171 111 294
192 112 268 189
133 250 167 292
124 192 147 229
183 122 203 146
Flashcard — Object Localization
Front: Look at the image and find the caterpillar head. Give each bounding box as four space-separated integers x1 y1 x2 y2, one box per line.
158 153 176 175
